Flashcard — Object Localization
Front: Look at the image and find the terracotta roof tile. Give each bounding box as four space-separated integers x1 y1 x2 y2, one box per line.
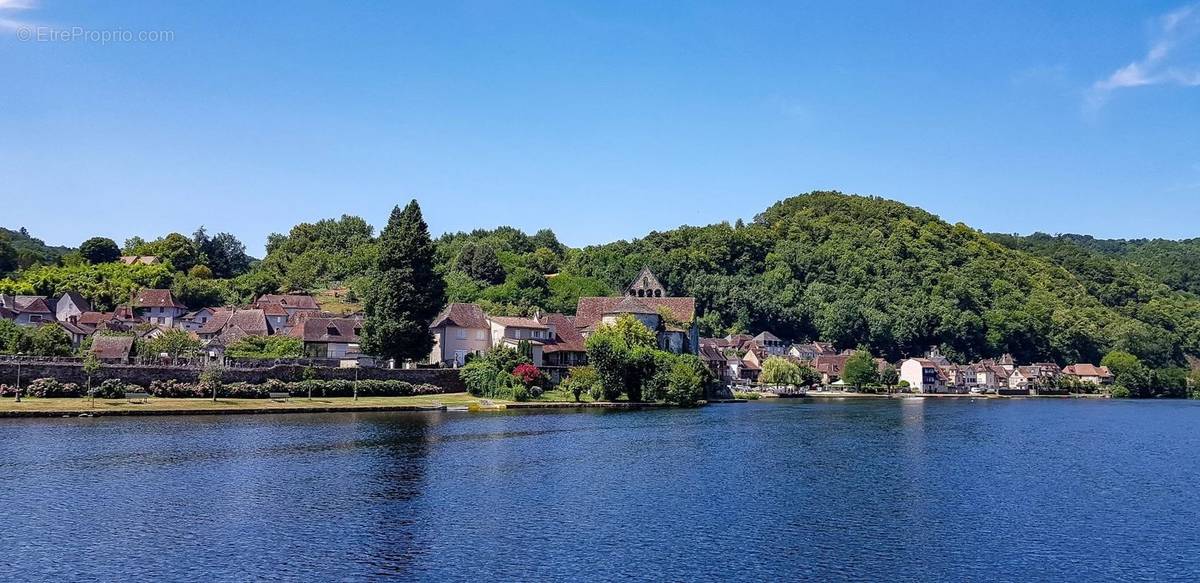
574 296 695 330
430 303 489 329
132 289 185 309
90 336 134 360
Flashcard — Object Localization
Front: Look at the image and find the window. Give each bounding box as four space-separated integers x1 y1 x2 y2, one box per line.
456 329 467 340
476 330 485 340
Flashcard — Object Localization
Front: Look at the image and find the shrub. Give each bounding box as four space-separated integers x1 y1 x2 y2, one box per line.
93 378 131 399
461 359 501 396
149 379 204 398
512 385 530 402
1110 386 1131 399
26 378 82 398
733 390 761 400
512 363 542 387
664 360 703 406
562 366 599 402
588 383 604 402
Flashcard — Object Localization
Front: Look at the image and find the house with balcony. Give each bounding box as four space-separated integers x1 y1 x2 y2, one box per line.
488 315 551 366
899 358 949 393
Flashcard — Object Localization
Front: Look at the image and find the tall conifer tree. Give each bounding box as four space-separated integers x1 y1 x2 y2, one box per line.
362 200 446 362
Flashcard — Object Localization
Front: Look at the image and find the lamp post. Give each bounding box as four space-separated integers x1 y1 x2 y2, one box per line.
353 365 359 402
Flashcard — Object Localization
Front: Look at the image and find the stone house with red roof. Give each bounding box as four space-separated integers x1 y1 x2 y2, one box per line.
574 268 699 354
131 289 187 327
1061 363 1113 386
254 294 321 318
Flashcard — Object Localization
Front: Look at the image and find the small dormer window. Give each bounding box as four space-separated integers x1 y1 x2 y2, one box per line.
327 326 340 336
353 327 361 336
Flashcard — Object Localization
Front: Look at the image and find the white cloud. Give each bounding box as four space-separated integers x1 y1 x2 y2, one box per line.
0 0 36 11
0 0 35 32
1088 3 1200 109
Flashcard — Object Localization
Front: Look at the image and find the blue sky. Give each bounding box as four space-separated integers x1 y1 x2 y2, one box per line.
2 1 1199 256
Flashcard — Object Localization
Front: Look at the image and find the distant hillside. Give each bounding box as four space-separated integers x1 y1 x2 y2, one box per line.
990 233 1200 297
565 192 1199 367
0 227 72 268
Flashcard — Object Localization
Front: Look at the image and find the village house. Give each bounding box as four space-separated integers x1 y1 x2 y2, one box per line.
575 268 698 354
259 302 290 334
789 341 837 361
131 289 187 327
196 308 270 342
973 364 1011 390
119 255 160 265
290 317 361 359
939 364 975 393
179 307 218 332
539 312 588 381
429 303 493 367
488 315 551 366
90 335 135 364
899 358 949 393
812 353 852 385
1008 363 1061 393
752 331 788 356
0 295 53 326
699 344 731 383
53 292 91 324
55 321 92 348
1061 363 1113 386
255 294 321 318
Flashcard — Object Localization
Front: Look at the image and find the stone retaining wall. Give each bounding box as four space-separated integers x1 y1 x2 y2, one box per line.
0 362 465 392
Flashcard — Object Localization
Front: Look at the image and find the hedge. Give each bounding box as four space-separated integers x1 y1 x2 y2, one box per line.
0 377 446 399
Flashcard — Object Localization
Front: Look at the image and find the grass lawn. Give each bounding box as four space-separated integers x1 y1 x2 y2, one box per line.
313 287 363 316
535 387 595 403
0 393 487 415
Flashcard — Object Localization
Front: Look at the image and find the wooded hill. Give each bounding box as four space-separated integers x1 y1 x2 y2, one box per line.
3 192 1198 367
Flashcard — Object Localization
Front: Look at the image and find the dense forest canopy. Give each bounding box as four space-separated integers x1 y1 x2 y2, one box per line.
3 191 1198 367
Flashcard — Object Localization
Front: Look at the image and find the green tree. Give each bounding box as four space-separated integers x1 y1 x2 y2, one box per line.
561 366 599 402
0 236 17 277
82 351 102 402
188 265 214 279
79 237 121 264
843 350 879 390
29 325 72 356
879 364 899 390
585 314 657 401
199 366 223 402
759 356 801 386
664 356 705 406
140 329 201 361
194 227 252 278
456 242 506 284
361 200 446 363
526 247 561 274
1101 350 1152 398
133 233 199 272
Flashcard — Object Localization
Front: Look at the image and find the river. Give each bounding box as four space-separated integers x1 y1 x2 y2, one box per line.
1 398 1198 581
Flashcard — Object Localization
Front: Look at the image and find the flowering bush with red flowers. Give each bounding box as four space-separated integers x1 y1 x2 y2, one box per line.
512 363 542 387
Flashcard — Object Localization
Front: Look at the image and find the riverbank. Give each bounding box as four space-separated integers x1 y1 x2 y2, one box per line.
0 394 485 418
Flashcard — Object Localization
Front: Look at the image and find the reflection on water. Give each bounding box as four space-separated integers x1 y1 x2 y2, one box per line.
1 400 1199 581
